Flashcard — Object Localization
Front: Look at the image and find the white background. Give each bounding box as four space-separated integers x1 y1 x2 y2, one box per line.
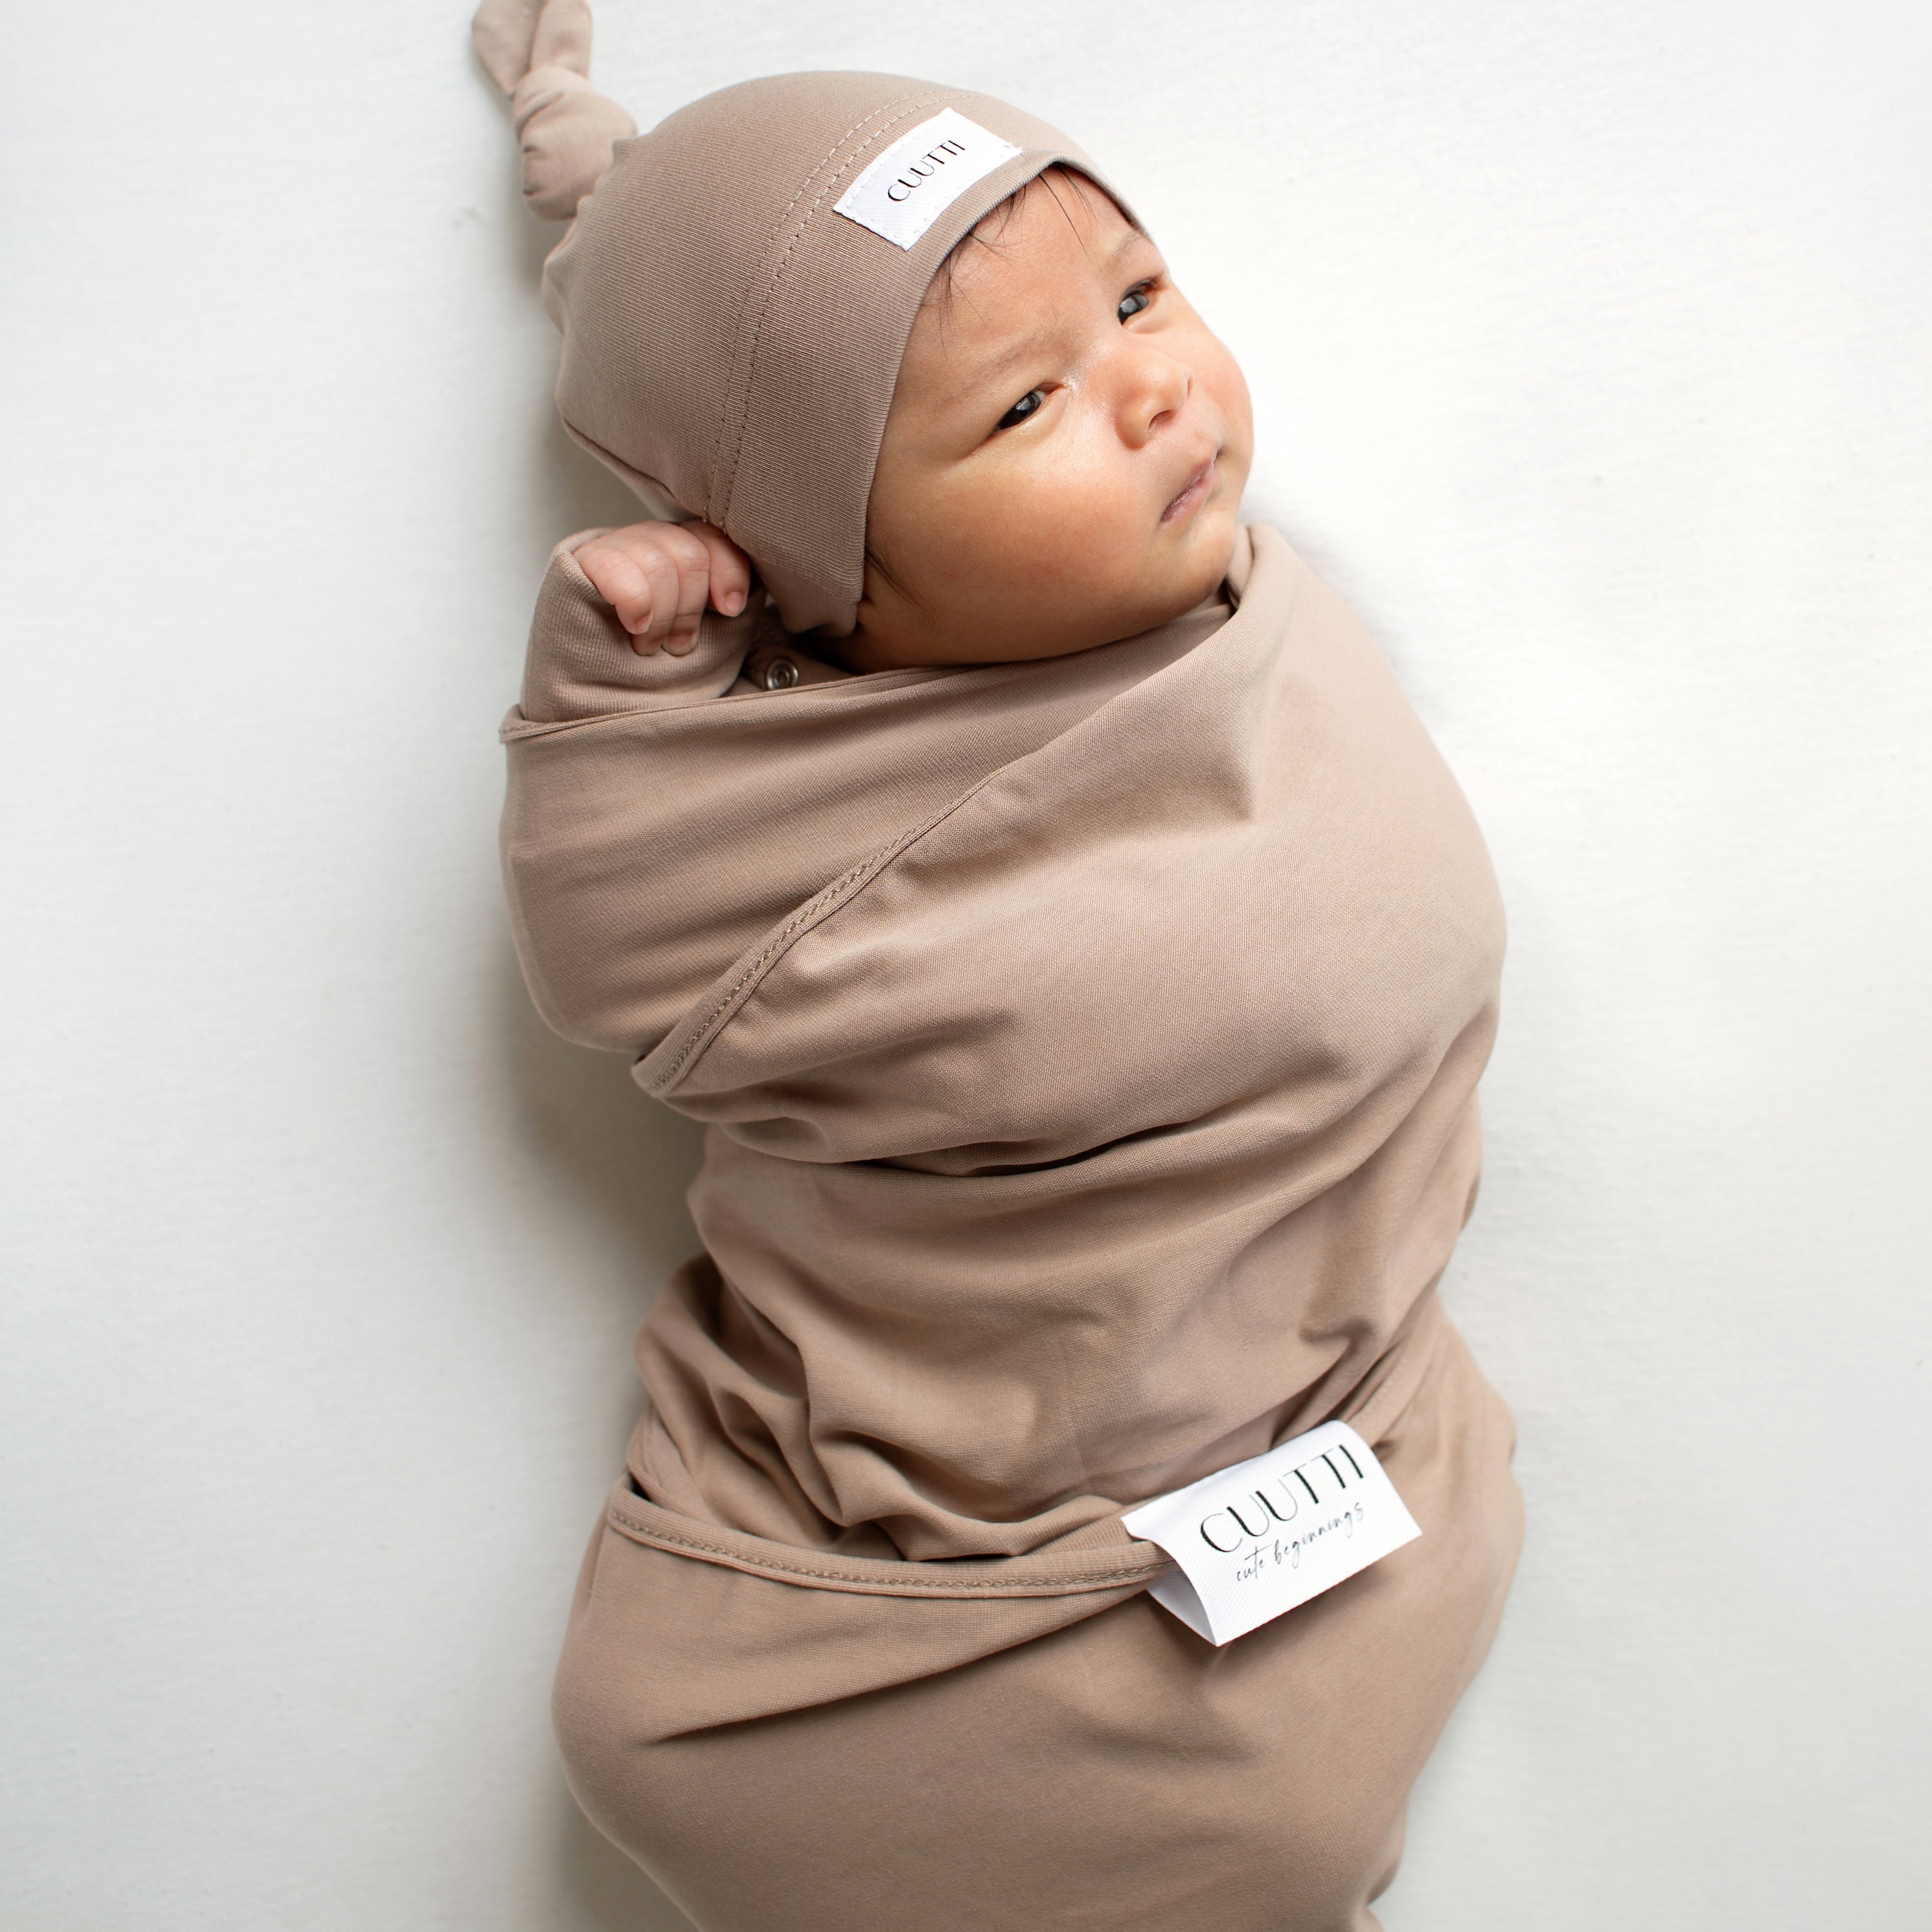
4 2 1927 1927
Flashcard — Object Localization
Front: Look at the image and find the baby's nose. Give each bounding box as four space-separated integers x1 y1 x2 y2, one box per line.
1118 347 1193 444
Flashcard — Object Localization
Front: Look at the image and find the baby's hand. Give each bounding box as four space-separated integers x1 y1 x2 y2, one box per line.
573 521 753 655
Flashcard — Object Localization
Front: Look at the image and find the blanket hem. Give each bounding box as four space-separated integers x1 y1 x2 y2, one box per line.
604 1489 1172 1596
635 768 1008 1097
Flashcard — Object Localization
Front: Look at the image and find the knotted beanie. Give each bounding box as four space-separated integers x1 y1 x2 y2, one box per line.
474 0 1128 634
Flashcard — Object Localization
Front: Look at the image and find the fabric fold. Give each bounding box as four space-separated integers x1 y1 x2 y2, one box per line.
568 1293 1448 1741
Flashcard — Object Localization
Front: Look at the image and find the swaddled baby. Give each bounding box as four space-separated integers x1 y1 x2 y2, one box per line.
479 4 1522 1929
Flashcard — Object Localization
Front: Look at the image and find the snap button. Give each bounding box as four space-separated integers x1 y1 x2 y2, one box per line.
762 658 800 690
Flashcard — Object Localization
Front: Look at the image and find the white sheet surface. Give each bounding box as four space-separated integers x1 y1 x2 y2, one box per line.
3 2 1927 1927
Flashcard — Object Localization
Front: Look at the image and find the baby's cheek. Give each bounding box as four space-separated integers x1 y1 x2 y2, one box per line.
1208 343 1257 466
1016 461 1147 580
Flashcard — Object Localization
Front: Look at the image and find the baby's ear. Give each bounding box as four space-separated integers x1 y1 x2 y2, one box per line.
473 0 635 223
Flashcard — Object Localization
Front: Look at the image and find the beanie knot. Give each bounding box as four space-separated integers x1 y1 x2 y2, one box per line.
473 0 635 221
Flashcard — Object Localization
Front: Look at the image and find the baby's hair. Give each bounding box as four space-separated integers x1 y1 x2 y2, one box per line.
924 166 1118 320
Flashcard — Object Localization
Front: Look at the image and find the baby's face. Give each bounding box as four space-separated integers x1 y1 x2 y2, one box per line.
841 169 1254 670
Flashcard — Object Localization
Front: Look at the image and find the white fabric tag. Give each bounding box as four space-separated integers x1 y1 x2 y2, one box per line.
1121 1420 1420 1646
834 109 1021 250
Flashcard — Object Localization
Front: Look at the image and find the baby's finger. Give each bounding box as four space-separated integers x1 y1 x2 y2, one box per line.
574 538 661 645
624 543 692 654
690 523 753 617
650 525 715 655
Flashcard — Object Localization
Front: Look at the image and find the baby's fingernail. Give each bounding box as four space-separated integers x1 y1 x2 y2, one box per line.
720 590 746 616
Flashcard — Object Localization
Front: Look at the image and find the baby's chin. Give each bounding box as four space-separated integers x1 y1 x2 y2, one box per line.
1034 537 1239 658
1149 497 1243 615
1043 508 1246 652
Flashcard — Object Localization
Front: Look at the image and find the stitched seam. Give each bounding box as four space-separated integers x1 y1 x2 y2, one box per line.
712 96 928 522
499 658 998 739
607 1505 1166 1589
644 770 999 1095
712 97 936 531
705 111 882 516
644 847 903 1091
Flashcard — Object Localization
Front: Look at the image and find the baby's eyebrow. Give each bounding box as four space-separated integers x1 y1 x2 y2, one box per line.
958 328 1055 392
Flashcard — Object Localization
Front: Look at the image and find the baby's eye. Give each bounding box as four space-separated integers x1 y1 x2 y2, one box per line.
1118 282 1154 322
995 389 1047 432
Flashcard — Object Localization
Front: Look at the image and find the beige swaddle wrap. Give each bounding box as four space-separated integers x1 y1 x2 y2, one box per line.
479 7 1522 1925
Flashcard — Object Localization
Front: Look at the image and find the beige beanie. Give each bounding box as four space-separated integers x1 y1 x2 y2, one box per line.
474 0 1126 634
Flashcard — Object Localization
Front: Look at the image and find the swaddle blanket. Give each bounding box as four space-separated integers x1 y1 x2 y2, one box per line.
504 520 1505 1741
505 528 1522 1931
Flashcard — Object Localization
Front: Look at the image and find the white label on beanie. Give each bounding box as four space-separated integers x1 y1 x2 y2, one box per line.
834 109 1022 250
1121 1421 1420 1646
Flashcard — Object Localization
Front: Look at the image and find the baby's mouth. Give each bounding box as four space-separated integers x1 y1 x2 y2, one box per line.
1161 454 1219 525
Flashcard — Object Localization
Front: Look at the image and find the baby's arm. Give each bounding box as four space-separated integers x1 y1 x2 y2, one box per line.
516 519 762 724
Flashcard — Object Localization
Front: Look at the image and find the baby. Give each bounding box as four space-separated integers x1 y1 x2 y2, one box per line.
479 5 1522 1928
